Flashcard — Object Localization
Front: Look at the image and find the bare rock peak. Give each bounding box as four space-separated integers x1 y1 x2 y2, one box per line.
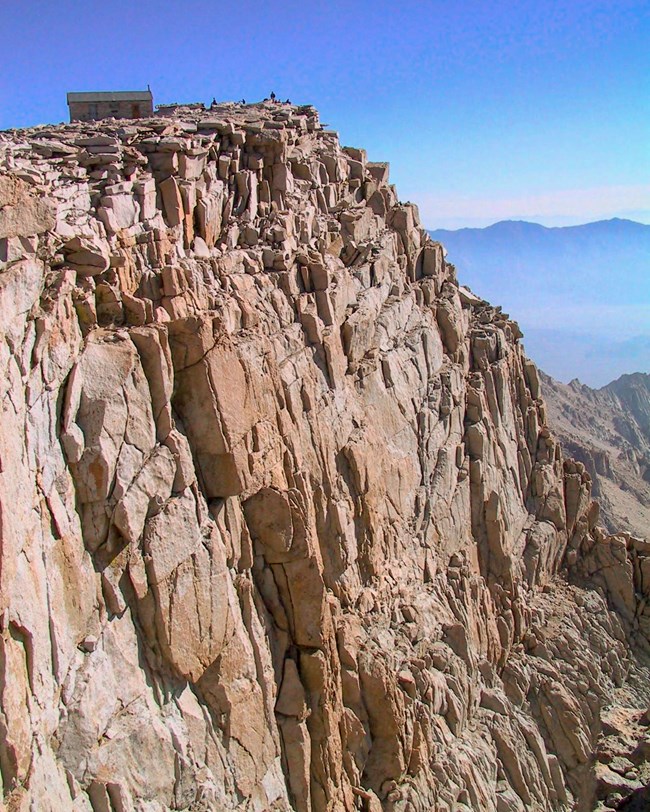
0 100 648 811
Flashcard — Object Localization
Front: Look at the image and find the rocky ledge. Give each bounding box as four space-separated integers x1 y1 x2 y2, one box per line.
1 101 649 811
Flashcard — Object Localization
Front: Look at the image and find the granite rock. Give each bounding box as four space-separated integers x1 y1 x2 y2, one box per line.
0 100 648 812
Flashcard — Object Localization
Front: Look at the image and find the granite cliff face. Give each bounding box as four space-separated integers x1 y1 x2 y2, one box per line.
1 102 649 812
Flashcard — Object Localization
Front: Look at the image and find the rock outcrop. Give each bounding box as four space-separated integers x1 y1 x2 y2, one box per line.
0 101 649 812
541 371 650 541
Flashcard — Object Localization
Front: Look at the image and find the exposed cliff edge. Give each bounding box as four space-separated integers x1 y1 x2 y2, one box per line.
1 101 649 812
541 371 650 542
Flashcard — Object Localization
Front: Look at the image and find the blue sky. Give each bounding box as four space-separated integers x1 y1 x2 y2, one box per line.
2 0 649 229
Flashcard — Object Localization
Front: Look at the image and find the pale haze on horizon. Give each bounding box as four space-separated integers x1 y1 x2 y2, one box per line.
429 219 650 387
416 185 650 230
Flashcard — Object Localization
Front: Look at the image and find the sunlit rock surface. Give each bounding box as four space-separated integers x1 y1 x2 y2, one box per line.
0 101 649 811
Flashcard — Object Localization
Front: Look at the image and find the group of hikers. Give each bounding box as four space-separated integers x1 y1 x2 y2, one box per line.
209 91 291 109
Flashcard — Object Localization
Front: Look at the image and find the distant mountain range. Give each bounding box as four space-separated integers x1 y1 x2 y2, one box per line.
428 219 650 387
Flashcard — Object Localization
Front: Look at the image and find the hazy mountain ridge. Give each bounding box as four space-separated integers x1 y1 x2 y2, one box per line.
429 218 650 295
428 219 650 386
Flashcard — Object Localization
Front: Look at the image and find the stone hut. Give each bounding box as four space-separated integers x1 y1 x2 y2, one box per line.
66 89 153 122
